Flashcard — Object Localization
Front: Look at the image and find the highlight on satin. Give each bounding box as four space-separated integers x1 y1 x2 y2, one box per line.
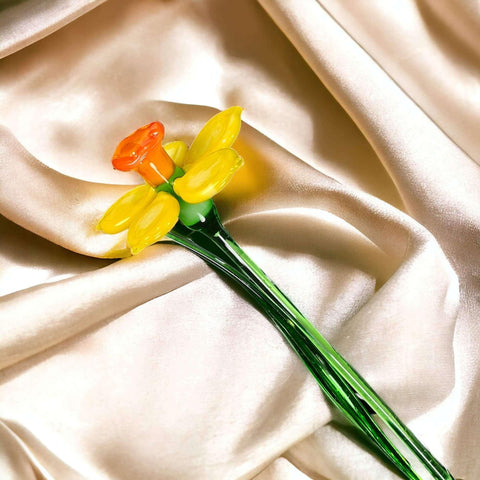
97 107 244 254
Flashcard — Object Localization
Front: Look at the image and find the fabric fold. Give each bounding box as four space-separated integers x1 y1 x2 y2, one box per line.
0 0 107 61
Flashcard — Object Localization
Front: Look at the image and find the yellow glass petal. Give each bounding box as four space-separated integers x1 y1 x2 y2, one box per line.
173 148 244 204
183 106 243 171
164 141 188 168
127 192 180 255
97 184 156 234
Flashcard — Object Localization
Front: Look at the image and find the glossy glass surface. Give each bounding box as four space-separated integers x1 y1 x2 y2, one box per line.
167 204 456 480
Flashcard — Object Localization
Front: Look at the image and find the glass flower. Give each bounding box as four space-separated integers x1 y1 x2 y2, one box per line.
97 107 244 254
95 107 457 480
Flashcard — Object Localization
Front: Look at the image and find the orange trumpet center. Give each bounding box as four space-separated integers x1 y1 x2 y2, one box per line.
112 121 175 187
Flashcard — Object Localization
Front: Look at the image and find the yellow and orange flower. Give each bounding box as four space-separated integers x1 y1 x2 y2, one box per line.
97 107 244 254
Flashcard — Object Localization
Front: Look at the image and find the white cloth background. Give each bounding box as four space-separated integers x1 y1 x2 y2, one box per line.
0 1 478 478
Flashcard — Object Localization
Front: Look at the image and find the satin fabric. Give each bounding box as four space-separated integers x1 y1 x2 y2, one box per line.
0 1 477 479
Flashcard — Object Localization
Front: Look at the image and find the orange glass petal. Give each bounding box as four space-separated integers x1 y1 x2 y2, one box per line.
112 121 175 187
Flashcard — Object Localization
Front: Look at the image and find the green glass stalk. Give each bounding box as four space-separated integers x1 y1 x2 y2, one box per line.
166 204 456 480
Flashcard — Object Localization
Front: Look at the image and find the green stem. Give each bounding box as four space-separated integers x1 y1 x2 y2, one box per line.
166 205 456 480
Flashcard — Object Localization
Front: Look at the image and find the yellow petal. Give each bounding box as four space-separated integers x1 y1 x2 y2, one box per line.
97 184 156 234
183 106 243 171
164 141 188 168
127 192 180 254
173 148 244 204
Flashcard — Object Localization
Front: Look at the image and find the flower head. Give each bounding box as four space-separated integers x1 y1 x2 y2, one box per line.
97 107 244 255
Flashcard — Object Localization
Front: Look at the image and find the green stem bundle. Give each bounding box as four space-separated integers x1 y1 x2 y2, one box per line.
166 204 455 480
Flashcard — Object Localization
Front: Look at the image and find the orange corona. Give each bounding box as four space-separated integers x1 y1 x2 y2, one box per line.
112 121 175 187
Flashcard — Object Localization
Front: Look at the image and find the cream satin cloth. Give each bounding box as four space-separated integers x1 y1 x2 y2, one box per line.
0 0 478 479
